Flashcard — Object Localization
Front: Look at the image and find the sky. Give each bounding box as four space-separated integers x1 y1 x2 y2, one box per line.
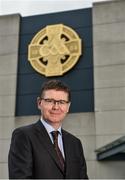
0 0 110 17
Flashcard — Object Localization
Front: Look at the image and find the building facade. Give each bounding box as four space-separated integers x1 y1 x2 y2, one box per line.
0 0 125 178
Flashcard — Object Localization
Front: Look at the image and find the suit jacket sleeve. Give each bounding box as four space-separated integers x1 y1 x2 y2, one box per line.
8 128 33 179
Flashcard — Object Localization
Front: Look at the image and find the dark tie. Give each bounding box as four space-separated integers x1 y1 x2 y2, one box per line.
51 131 65 172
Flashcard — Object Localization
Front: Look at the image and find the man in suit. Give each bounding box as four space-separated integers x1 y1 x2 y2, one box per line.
8 79 88 179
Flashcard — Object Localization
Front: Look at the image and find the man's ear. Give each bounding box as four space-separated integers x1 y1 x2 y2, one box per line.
37 97 42 110
67 102 71 113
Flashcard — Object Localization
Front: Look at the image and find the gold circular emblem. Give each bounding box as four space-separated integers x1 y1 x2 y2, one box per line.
28 24 82 77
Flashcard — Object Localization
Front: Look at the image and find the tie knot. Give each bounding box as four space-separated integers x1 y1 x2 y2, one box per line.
51 131 59 140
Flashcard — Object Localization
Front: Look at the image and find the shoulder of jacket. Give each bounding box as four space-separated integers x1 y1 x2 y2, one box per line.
12 120 38 136
62 129 80 142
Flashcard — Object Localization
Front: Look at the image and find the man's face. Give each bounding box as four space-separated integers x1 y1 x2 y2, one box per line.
37 89 70 127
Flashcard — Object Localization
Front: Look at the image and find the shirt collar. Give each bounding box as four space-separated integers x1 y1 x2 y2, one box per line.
40 118 62 135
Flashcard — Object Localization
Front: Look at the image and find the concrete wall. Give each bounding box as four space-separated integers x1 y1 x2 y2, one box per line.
93 0 125 178
0 14 20 178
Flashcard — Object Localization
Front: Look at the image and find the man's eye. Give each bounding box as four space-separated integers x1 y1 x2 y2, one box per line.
46 99 53 103
59 100 67 104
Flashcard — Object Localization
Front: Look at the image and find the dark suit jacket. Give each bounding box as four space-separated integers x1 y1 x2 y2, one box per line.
8 120 88 179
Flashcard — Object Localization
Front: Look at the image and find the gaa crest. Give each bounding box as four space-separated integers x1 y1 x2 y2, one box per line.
28 24 82 77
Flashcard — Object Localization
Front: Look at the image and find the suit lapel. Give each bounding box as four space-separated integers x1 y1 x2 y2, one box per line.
34 120 64 174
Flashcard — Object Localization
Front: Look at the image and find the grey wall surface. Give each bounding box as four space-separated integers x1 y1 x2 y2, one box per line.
0 14 20 178
93 0 125 178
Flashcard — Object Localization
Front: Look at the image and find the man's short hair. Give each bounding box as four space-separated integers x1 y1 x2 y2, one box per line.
40 79 71 101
